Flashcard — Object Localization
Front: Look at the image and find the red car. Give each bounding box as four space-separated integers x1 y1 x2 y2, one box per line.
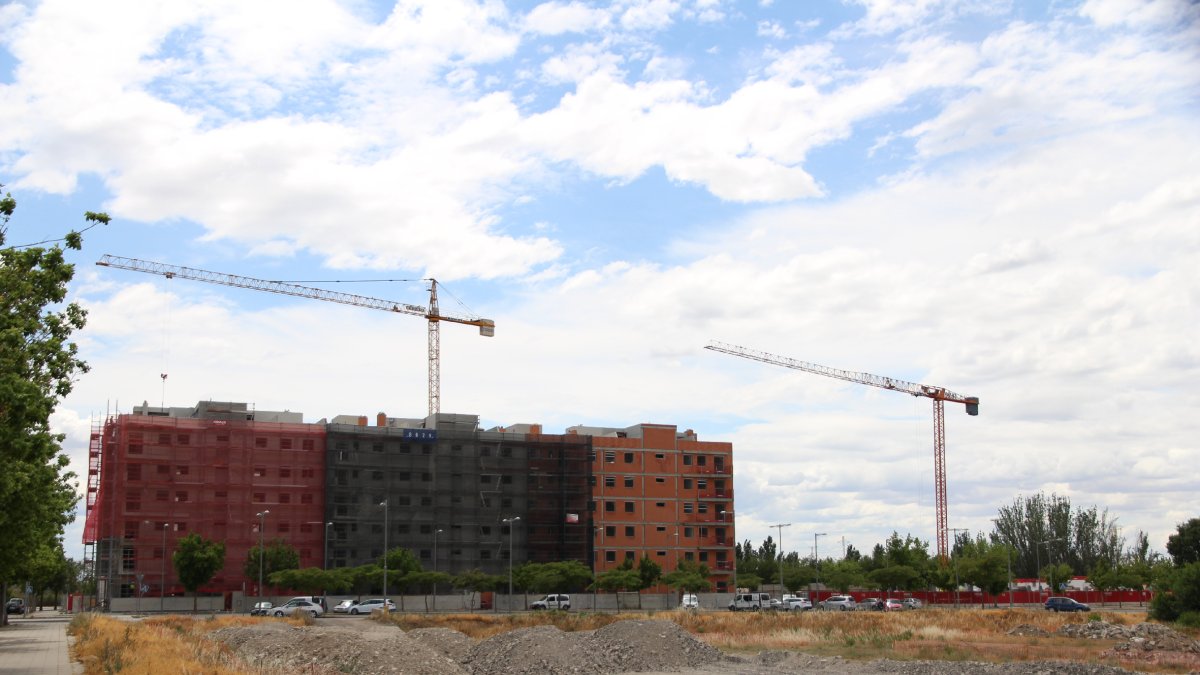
883 598 904 611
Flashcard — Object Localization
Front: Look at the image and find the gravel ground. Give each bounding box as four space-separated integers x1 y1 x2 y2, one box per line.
204 617 1200 675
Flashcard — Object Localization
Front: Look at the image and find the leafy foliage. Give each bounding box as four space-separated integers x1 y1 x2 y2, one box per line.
1166 518 1200 566
171 534 225 612
1 188 107 619
243 538 300 592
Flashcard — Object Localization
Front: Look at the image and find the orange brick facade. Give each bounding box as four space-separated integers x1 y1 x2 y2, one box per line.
578 423 735 591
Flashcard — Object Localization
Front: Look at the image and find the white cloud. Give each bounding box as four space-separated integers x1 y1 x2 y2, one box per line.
1079 0 1199 29
524 1 611 35
619 0 681 31
757 20 787 39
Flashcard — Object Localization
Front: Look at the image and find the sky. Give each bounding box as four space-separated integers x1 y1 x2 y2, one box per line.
2 0 1198 566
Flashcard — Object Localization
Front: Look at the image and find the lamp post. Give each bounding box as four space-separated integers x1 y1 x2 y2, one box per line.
940 526 969 605
379 500 388 611
720 510 735 594
324 521 333 570
256 510 269 604
433 528 443 611
145 520 168 612
813 532 827 600
991 519 1012 609
770 523 791 597
503 516 520 609
593 526 603 611
1037 537 1064 595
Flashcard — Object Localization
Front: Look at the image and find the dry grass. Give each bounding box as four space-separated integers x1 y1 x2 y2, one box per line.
70 607 1196 674
68 612 310 675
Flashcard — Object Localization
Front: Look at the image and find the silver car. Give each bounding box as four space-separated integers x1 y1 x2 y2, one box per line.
271 599 323 618
821 595 858 611
350 598 396 614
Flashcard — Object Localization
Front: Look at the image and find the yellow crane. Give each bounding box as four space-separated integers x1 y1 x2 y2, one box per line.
705 340 978 562
96 254 494 416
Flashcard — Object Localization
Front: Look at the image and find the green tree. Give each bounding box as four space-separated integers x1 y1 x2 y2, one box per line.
19 541 71 610
1041 562 1072 593
782 563 815 593
243 538 300 594
661 559 712 596
268 567 336 595
1166 518 1200 567
868 565 920 592
172 534 225 613
636 554 662 591
594 568 641 592
956 537 1010 606
454 569 502 610
823 559 867 593
0 189 107 624
1150 561 1200 622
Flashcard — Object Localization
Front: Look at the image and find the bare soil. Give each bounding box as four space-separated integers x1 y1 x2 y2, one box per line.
204 617 1200 675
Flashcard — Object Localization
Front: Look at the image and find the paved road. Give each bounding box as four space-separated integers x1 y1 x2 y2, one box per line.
0 611 81 675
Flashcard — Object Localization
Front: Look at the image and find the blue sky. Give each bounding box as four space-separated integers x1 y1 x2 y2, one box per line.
2 0 1198 565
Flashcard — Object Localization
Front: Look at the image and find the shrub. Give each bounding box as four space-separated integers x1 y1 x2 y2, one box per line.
1177 611 1200 628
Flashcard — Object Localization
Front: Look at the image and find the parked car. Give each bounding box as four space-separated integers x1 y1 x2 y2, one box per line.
6 598 25 615
858 597 883 611
883 598 904 612
783 597 813 611
332 599 358 614
902 598 923 609
272 599 323 618
530 594 571 610
680 594 699 610
249 601 273 616
1045 597 1090 612
821 595 858 611
350 598 396 614
728 592 771 611
288 595 328 611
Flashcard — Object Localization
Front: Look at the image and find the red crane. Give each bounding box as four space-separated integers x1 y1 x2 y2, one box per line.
705 341 979 562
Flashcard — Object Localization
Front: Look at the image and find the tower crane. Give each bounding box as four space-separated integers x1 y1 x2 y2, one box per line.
96 254 495 417
704 341 978 562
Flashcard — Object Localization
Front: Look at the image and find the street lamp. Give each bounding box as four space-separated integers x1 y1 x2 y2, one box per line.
379 500 389 611
720 510 735 593
593 526 604 611
256 510 269 604
813 532 827 599
940 526 969 605
324 522 333 570
433 528 444 611
1037 537 1064 595
145 520 168 612
991 519 1012 609
503 516 520 609
770 523 791 597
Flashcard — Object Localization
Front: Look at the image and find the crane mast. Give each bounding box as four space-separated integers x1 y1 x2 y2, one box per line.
97 254 495 417
705 341 978 561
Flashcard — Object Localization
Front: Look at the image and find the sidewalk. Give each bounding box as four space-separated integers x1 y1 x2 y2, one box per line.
0 611 82 675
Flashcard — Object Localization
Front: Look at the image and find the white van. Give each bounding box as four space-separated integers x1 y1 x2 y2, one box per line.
530 594 571 610
728 592 770 611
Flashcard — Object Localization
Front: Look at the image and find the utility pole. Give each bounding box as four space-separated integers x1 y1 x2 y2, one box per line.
770 523 791 597
945 528 967 607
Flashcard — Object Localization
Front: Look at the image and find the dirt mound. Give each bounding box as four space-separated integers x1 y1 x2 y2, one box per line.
1055 621 1131 640
406 626 476 663
1110 622 1200 653
1006 624 1050 637
465 624 603 675
587 619 725 672
207 622 467 674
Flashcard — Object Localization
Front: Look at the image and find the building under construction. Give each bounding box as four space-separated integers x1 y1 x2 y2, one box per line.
84 401 734 604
